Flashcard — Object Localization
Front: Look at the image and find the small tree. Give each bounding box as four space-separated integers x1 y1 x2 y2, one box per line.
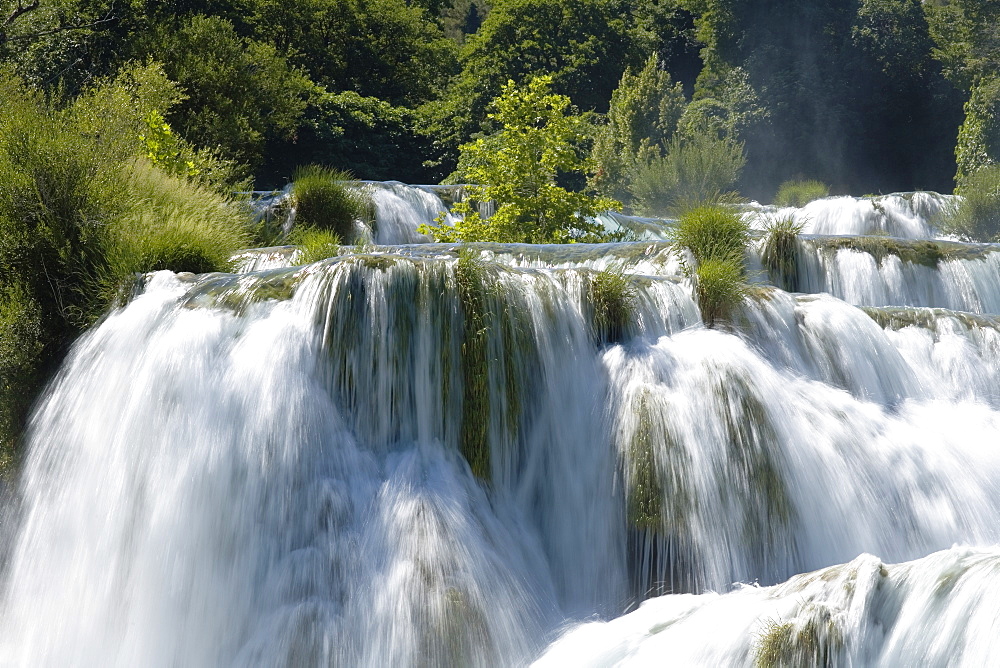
420 76 620 243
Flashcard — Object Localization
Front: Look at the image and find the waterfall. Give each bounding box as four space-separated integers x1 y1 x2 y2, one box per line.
4 186 1000 665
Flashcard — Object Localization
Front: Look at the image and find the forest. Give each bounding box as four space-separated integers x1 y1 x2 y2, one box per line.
0 0 995 195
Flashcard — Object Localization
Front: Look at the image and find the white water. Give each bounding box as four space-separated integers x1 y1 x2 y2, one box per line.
4 186 1000 666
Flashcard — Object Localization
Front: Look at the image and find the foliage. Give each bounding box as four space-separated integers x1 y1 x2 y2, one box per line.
955 77 1000 183
940 165 1000 242
292 165 373 244
925 0 1000 92
760 215 804 291
243 0 458 107
0 279 43 471
421 76 620 243
146 14 313 173
773 180 830 207
629 129 746 217
590 54 687 204
290 227 341 266
0 65 255 455
428 0 642 169
263 91 436 184
587 267 637 344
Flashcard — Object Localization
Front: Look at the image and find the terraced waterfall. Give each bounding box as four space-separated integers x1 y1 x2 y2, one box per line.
3 187 1000 666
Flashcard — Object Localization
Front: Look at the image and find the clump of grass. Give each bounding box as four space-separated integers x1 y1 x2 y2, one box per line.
673 205 751 328
674 204 751 264
754 611 842 668
761 216 804 291
290 227 341 266
588 267 637 345
695 258 748 328
292 165 373 243
939 165 1000 241
773 179 829 207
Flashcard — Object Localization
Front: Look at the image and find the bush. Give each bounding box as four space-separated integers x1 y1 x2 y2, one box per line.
629 129 747 217
940 165 1000 241
773 179 830 207
102 163 252 289
673 204 751 264
292 165 372 243
672 205 751 328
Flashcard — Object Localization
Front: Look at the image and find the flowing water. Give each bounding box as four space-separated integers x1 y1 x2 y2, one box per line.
2 188 999 666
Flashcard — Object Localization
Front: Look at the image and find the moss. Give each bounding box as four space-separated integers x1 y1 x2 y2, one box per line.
815 236 975 269
761 216 803 291
861 306 1000 332
587 268 637 345
627 392 665 531
454 250 493 481
715 373 792 549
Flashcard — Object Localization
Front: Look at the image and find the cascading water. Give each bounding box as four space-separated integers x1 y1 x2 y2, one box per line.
3 184 1000 666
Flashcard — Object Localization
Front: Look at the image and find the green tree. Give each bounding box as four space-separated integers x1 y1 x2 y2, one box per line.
427 0 642 174
144 14 313 172
590 54 687 204
420 76 620 243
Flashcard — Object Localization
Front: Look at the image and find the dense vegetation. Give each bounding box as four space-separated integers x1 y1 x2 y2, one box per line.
0 0 994 196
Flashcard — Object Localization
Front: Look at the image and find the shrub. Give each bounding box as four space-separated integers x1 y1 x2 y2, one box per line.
673 204 751 265
292 165 372 243
629 129 746 217
695 258 747 328
773 179 830 207
0 66 256 457
940 165 1000 241
761 216 805 291
672 205 751 328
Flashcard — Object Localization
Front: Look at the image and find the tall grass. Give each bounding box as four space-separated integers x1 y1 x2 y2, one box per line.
939 165 1000 241
773 179 829 207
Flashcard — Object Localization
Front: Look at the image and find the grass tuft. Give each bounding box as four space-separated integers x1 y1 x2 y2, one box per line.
773 179 829 207
588 267 637 345
761 216 804 291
